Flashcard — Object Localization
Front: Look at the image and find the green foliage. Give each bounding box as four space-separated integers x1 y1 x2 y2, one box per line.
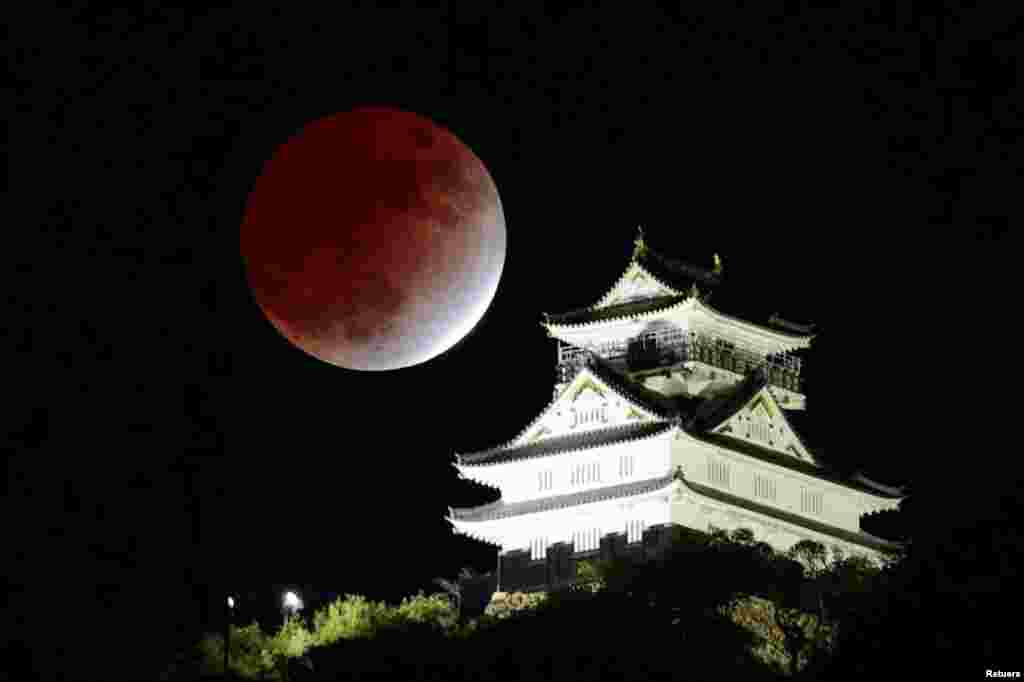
787 539 829 577
196 622 279 680
232 622 277 678
392 591 456 629
583 555 641 594
310 591 457 647
195 631 224 678
573 558 608 592
575 558 598 582
268 614 314 659
189 527 900 680
311 593 387 646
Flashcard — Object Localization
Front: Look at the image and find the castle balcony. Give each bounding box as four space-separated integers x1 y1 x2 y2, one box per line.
557 336 802 394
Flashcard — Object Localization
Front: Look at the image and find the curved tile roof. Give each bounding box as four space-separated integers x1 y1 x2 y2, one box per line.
545 294 688 325
694 300 814 345
543 297 693 331
591 257 688 310
584 354 682 418
640 247 722 289
688 366 770 433
458 420 674 466
850 472 908 497
680 476 904 553
449 472 677 522
543 237 721 326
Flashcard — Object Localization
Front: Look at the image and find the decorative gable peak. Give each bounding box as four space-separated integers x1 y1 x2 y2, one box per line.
711 386 816 465
591 261 684 310
512 366 666 448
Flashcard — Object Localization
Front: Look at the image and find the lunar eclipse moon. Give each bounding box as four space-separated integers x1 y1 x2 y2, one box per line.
241 107 506 371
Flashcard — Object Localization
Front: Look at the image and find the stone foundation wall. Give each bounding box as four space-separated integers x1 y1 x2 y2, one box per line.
497 524 678 594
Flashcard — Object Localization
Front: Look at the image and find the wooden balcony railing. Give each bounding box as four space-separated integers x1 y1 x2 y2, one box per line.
556 337 802 393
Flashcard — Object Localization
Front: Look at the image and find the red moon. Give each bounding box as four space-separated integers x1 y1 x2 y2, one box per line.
241 107 506 371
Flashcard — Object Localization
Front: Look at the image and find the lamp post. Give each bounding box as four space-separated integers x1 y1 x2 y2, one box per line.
224 594 235 678
282 590 303 627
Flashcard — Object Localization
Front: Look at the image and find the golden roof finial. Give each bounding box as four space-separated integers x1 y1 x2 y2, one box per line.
632 225 647 260
713 253 723 275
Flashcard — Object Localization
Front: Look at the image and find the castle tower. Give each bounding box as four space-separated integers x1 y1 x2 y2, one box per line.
447 228 903 593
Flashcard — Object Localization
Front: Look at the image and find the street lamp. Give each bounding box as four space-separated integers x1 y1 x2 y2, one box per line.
282 590 303 626
224 594 236 678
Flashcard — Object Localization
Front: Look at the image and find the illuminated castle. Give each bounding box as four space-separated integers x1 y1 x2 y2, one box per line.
447 228 903 593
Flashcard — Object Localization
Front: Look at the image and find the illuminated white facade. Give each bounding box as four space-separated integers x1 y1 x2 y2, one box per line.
447 229 903 581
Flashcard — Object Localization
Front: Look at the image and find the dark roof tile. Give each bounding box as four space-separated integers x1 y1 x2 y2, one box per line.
639 248 722 289
459 420 673 466
545 295 686 325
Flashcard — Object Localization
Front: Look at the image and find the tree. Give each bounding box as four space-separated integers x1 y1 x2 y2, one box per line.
787 539 829 619
431 566 477 625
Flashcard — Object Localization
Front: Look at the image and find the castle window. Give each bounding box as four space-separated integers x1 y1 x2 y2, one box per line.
619 455 634 479
573 528 600 553
754 475 777 501
530 537 548 561
707 457 730 488
626 519 645 544
572 463 599 486
750 419 769 443
538 470 553 492
800 490 824 516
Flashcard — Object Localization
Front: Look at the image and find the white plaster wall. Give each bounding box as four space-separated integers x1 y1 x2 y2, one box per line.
670 434 867 534
669 490 883 566
456 485 884 567
497 431 673 504
498 489 673 554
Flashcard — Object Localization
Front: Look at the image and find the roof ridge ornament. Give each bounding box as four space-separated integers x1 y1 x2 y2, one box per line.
713 253 723 275
632 225 647 261
768 313 816 334
689 282 700 300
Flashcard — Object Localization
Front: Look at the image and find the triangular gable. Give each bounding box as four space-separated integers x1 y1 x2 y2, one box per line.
709 386 816 465
513 366 664 447
591 261 684 310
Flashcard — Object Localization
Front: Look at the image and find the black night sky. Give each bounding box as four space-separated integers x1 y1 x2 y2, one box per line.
12 5 1016 678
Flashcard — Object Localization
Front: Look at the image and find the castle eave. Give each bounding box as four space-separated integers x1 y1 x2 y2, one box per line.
690 430 904 500
459 420 674 467
679 476 904 553
542 296 690 330
449 472 677 522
